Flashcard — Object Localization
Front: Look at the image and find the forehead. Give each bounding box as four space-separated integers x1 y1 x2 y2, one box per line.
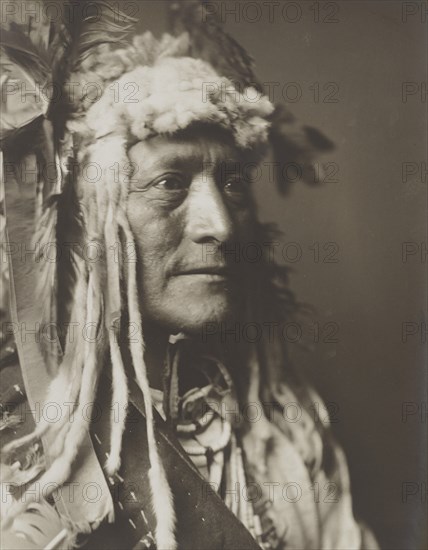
127 128 247 174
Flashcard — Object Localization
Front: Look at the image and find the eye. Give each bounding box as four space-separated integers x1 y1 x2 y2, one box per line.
223 177 249 194
152 174 188 191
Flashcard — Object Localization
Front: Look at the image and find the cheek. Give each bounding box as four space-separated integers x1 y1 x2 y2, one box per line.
126 196 181 277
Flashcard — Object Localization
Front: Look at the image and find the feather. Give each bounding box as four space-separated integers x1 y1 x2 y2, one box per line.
269 104 335 194
50 0 135 67
0 11 52 142
0 58 49 143
48 0 136 126
0 28 50 77
168 0 261 91
1 1 135 144
1 13 59 370
167 2 335 194
1 2 135 369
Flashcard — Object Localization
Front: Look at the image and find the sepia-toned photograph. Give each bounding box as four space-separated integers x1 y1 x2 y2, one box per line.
0 1 426 549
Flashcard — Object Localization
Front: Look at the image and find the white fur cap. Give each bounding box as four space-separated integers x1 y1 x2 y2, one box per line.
84 56 274 149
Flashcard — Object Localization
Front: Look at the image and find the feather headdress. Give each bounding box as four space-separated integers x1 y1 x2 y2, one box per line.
1 2 334 548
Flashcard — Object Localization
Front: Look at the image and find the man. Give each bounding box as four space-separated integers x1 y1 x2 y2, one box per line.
0 3 378 549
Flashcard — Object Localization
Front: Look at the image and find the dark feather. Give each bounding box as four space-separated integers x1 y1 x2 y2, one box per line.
49 1 136 78
0 26 49 63
269 105 335 194
48 1 136 136
167 2 335 194
168 0 261 91
1 28 50 69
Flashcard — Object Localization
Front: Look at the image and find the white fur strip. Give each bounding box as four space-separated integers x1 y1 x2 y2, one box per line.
149 464 177 550
105 330 129 476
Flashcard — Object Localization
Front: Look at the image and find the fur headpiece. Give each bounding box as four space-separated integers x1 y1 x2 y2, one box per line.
69 34 274 149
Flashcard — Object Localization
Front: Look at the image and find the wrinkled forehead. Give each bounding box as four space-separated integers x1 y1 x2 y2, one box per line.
128 124 254 175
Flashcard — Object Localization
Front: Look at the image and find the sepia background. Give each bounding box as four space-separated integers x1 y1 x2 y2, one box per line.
138 1 427 548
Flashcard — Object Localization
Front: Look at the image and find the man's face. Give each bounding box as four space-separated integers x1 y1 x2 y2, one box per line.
126 127 256 335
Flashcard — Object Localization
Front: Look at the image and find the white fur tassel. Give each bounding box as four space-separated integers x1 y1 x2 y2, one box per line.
149 463 177 550
105 329 129 476
102 153 129 476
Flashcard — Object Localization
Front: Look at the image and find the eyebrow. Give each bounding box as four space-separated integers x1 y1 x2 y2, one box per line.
135 152 243 180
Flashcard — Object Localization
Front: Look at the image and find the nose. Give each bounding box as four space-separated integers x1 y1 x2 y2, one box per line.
185 176 234 244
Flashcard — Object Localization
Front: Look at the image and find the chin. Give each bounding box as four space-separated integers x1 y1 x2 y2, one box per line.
148 293 241 338
179 308 233 337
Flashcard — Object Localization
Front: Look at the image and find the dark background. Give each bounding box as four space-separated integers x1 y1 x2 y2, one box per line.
238 4 427 549
137 1 427 549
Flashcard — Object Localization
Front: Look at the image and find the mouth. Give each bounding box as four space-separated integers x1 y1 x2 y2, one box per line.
172 266 234 281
